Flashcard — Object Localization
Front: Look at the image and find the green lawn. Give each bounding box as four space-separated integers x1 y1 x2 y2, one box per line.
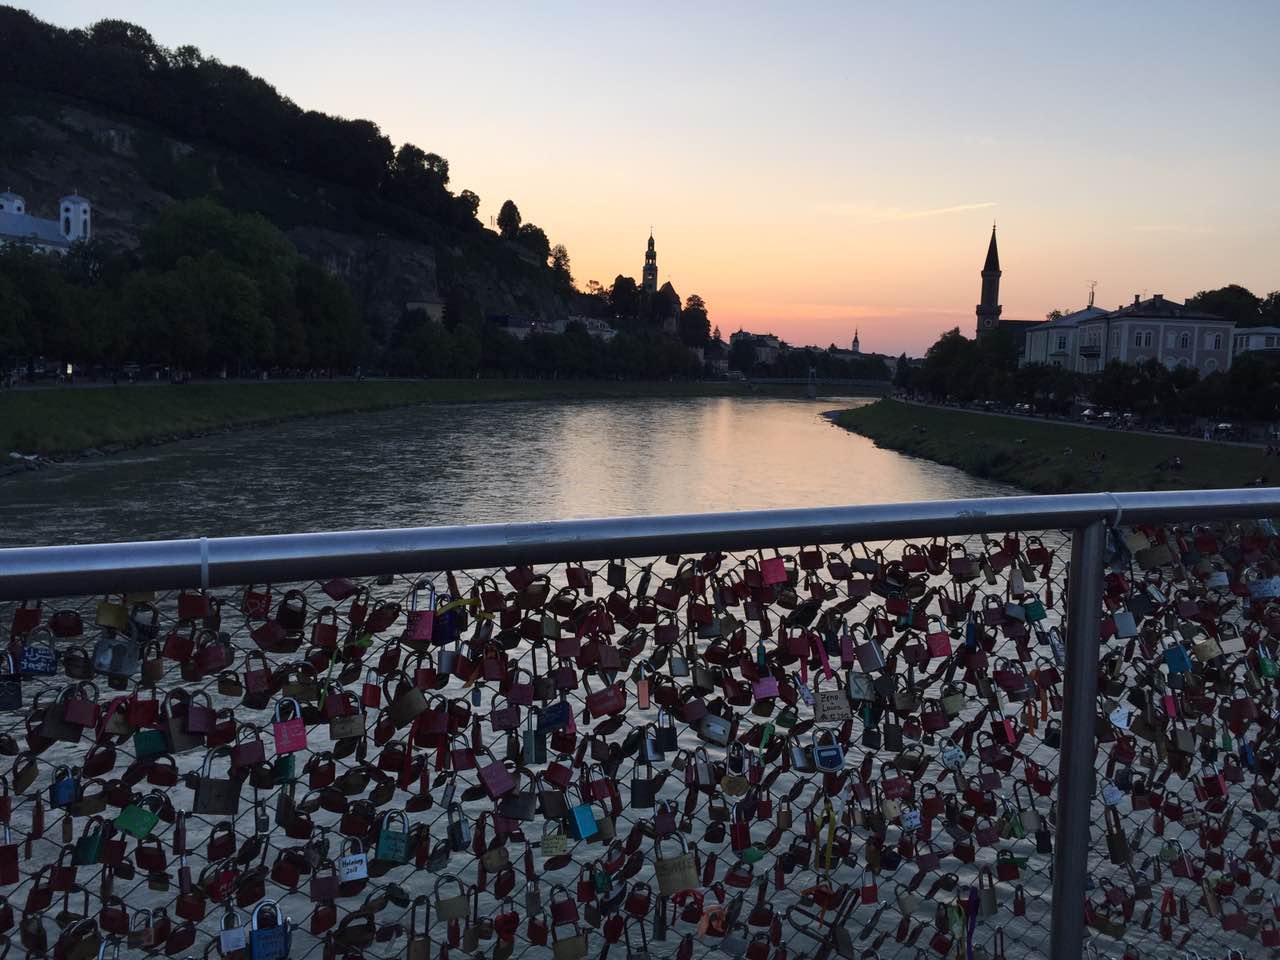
834 399 1273 493
0 378 880 458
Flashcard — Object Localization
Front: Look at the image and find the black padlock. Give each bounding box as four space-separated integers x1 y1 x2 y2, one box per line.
1036 821 1052 854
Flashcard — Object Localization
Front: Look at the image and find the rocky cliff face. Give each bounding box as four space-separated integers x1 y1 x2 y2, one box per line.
0 86 565 337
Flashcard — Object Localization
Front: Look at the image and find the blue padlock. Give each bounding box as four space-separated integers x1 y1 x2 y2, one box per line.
812 728 845 773
567 787 599 841
49 765 79 808
538 699 573 734
248 900 290 960
1164 644 1192 674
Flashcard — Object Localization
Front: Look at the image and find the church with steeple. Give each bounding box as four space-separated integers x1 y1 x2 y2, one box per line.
641 231 680 335
974 225 1037 355
976 225 1002 336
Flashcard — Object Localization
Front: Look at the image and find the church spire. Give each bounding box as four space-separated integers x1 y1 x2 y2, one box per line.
976 225 1002 336
642 230 658 294
983 224 1000 273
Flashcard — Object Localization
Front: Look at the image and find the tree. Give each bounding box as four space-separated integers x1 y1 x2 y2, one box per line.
497 200 521 239
515 223 550 262
679 294 710 348
892 354 912 390
456 189 480 220
1045 308 1066 321
549 244 573 295
1260 291 1280 326
0 275 29 365
728 337 755 375
1186 285 1262 327
712 326 721 342
608 276 639 323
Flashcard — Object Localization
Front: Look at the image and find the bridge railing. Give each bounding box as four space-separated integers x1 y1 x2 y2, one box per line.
1 489 1277 960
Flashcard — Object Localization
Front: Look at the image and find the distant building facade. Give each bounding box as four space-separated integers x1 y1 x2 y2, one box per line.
731 330 781 366
1022 299 1107 367
1232 326 1280 358
0 190 91 254
566 315 617 341
1019 294 1234 376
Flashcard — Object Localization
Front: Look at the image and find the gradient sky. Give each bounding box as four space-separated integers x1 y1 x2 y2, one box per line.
29 1 1280 355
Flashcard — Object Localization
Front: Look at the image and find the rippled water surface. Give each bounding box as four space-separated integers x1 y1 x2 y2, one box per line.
0 396 1019 547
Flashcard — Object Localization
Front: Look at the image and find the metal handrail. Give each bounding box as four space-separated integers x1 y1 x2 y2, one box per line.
1 488 1277 601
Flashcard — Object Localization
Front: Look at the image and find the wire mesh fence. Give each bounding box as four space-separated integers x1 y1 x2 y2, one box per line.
0 510 1276 959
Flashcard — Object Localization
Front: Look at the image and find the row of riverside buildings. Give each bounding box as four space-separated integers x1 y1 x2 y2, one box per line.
975 226 1278 375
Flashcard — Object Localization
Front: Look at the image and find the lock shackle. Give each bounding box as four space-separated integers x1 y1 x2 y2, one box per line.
96 938 123 960
273 697 303 722
382 810 408 832
222 905 242 928
251 898 283 927
434 873 466 898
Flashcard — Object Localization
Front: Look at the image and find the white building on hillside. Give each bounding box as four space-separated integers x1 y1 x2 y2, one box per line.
0 190 92 254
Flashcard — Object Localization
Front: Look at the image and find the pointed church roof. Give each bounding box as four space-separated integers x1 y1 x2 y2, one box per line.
983 226 1000 273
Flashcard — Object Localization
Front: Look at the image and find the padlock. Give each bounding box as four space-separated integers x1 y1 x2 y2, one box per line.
375 810 411 865
654 832 697 897
271 697 307 755
247 900 290 960
194 746 240 816
812 728 845 773
331 837 367 883
447 803 472 852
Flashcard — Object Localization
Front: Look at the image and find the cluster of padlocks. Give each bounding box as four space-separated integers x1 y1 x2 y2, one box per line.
0 520 1276 959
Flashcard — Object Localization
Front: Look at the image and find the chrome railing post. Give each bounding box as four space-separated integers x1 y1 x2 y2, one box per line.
1050 518 1107 960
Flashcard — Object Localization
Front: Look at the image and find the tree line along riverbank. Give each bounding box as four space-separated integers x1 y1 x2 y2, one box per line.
833 399 1274 493
0 378 884 467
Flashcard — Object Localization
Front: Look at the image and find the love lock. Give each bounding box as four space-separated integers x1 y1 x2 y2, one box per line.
812 728 845 773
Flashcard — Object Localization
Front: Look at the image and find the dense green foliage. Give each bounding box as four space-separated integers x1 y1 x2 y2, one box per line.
0 200 365 374
1186 284 1280 329
898 323 1280 422
0 7 477 229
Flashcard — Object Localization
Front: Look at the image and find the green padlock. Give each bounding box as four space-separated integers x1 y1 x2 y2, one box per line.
776 706 798 729
1259 651 1278 679
115 797 161 839
73 823 103 865
272 753 296 785
133 728 167 761
375 810 411 864
592 866 612 894
741 846 765 865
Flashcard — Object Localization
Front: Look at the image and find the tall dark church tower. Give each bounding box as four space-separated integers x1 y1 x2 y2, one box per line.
642 231 658 294
976 225 1002 337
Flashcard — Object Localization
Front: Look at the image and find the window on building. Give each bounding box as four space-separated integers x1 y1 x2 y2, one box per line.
1134 331 1142 347
1212 334 1222 350
1205 358 1218 372
1111 331 1119 347
1143 332 1152 347
1267 336 1278 348
62 217 70 234
1056 336 1066 351
1179 333 1190 349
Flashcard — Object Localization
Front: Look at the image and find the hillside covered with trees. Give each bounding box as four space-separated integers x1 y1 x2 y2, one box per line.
0 6 707 380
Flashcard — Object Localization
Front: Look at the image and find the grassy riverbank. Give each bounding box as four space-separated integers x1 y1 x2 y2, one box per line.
834 399 1272 493
1 378 882 459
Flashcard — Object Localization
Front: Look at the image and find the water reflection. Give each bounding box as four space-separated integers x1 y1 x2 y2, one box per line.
0 396 1019 547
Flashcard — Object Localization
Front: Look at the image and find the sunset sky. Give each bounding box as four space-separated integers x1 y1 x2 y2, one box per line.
34 1 1280 355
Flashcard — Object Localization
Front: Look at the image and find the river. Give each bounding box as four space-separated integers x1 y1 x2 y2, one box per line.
0 396 1018 547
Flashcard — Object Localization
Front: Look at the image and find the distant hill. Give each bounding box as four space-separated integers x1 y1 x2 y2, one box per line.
0 6 566 336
